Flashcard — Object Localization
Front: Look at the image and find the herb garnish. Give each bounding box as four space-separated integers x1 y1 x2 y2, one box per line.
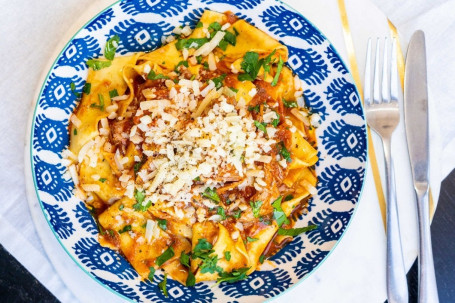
283 99 298 108
247 236 258 242
202 187 220 203
254 121 267 134
148 267 155 282
272 196 289 227
104 35 120 61
180 251 190 267
217 267 250 284
224 251 231 261
175 38 208 50
158 273 168 297
118 225 132 234
148 70 169 80
271 56 284 86
86 59 112 71
109 89 119 98
250 200 263 218
83 82 91 95
157 219 167 231
155 247 175 267
217 207 227 220
211 73 226 89
278 141 292 162
70 82 80 97
277 225 318 236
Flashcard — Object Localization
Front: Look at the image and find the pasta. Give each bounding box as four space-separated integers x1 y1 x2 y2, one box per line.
65 10 319 292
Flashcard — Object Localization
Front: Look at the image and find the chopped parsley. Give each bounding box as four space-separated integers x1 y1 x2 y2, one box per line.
193 176 201 182
200 254 222 274
231 209 242 219
278 141 292 162
238 51 262 82
158 273 168 297
208 21 221 31
247 236 258 242
223 31 236 46
233 27 239 36
157 219 167 231
229 87 238 93
259 255 265 264
83 82 91 94
224 251 231 261
73 129 77 136
99 178 107 183
148 70 169 80
262 49 277 78
284 194 294 201
86 59 112 71
186 271 196 287
118 204 124 210
211 73 226 89
217 207 227 220
109 89 119 98
148 267 155 281
277 225 318 236
283 99 298 108
70 82 80 97
195 21 203 28
180 251 190 267
271 111 280 127
104 35 120 61
203 62 209 70
175 38 208 50
250 200 263 218
202 187 220 203
118 225 132 234
133 189 151 212
254 120 267 134
248 104 260 113
217 267 250 284
90 93 105 111
175 60 189 72
196 55 203 64
155 247 175 267
134 161 142 175
271 56 284 86
218 39 228 51
272 196 289 227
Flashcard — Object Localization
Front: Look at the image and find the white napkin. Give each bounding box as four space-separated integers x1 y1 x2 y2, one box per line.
0 0 453 302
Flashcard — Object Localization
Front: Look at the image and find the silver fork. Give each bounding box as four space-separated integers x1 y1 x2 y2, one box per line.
364 38 409 303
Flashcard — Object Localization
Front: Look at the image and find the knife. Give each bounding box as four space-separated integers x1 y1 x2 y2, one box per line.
404 30 439 303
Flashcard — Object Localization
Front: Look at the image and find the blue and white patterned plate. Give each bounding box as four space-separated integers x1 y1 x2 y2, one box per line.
29 0 367 301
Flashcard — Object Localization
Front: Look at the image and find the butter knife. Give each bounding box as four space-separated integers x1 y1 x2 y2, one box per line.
404 30 439 303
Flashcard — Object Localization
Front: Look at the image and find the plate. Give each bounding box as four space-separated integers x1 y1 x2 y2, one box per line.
29 0 367 301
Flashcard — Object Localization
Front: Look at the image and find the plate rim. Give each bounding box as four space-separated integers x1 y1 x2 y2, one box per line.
26 0 370 301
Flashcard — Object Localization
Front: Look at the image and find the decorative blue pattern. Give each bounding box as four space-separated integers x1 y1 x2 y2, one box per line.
318 164 365 204
120 0 190 17
32 114 68 154
74 202 98 235
220 268 291 299
325 77 362 116
325 45 348 74
293 249 329 279
30 0 367 301
86 8 115 32
56 37 101 71
287 45 330 85
269 237 305 265
39 74 83 113
34 155 72 201
261 6 324 45
74 237 138 280
109 20 172 55
200 0 261 9
307 209 353 245
140 275 215 302
42 202 75 239
322 120 367 162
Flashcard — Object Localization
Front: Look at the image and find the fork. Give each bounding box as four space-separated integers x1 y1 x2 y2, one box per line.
364 38 409 303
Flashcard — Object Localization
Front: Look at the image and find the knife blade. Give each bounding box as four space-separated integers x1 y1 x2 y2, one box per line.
404 30 439 303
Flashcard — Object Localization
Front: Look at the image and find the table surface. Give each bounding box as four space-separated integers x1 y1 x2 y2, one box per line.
1 168 454 303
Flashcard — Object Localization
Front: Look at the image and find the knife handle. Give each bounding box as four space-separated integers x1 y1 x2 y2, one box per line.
416 189 440 303
383 137 409 303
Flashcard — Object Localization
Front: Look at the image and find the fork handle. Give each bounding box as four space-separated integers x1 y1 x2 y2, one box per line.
383 137 409 303
415 189 439 303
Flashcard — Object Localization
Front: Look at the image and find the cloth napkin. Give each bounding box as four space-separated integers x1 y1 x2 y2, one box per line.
0 0 454 302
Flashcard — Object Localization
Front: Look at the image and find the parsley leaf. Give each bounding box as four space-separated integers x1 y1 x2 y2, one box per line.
259 255 265 264
148 267 155 281
148 70 169 80
134 161 143 175
277 225 318 236
271 111 280 127
248 105 260 113
73 129 77 135
217 267 250 284
284 194 294 201
194 238 213 253
200 254 222 274
229 87 238 93
157 219 167 231
262 49 277 78
109 89 119 98
224 251 231 261
83 82 91 94
105 35 120 61
211 74 226 89
186 271 196 287
271 56 284 86
247 236 258 242
86 59 112 71
278 142 292 162
158 273 168 297
196 55 203 64
156 247 175 267
208 22 221 31
218 39 228 51
195 21 203 28
272 196 289 227
118 204 124 210
175 60 189 72
176 38 208 50
223 31 236 46
70 82 80 97
134 189 145 203
254 120 267 134
233 27 240 36
202 187 220 203
231 209 242 219
118 225 132 234
283 99 298 108
250 200 263 218
238 52 262 82
180 251 190 267
217 207 227 220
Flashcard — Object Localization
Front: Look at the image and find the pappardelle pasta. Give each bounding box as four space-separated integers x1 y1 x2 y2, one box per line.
65 10 319 293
